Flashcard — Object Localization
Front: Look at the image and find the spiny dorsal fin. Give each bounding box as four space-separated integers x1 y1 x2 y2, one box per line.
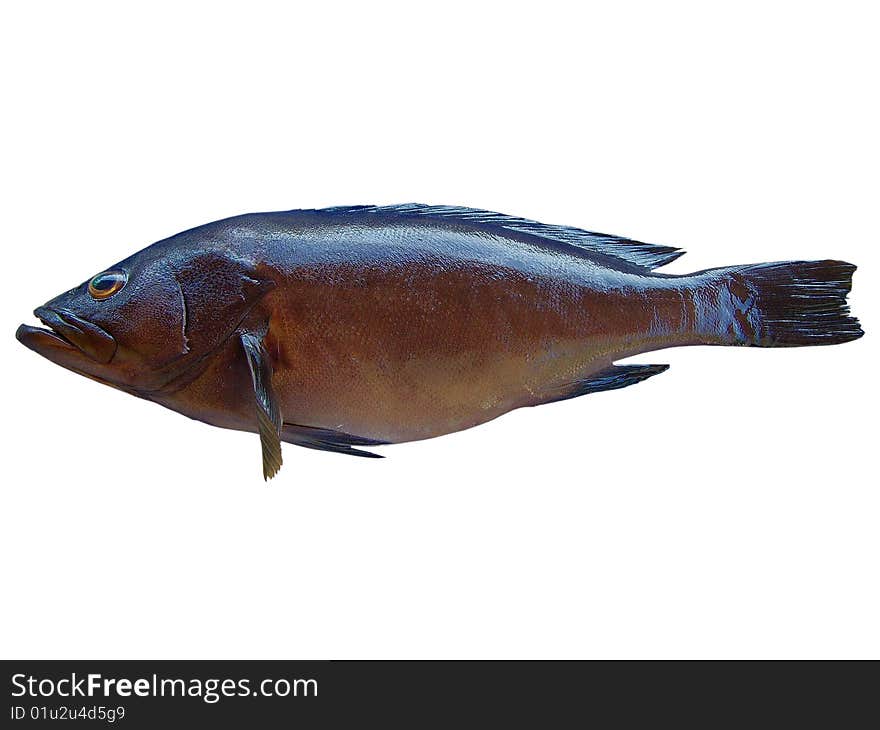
315 204 685 270
240 332 283 480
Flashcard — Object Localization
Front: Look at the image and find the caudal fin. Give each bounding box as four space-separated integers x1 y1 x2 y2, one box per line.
710 260 863 347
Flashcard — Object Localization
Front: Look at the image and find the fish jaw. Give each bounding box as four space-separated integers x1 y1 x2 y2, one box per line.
34 307 117 363
16 306 118 378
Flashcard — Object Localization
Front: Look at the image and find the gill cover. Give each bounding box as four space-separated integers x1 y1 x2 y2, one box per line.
133 252 276 390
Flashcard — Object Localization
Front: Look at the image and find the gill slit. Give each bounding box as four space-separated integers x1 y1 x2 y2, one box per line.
174 273 191 355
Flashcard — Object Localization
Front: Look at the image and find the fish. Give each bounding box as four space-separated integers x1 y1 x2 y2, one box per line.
16 204 863 479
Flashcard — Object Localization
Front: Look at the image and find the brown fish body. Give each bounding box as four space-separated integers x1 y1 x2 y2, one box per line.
17 205 862 477
153 212 697 443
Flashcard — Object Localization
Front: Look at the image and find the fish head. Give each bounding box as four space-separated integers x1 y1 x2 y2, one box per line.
16 243 276 393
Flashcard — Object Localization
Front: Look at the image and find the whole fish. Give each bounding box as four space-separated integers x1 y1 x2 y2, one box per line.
16 204 863 479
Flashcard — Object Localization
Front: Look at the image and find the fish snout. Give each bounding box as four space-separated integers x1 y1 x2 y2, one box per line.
33 306 117 364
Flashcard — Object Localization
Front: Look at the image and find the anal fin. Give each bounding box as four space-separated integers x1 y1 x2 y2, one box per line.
541 364 670 405
282 424 387 459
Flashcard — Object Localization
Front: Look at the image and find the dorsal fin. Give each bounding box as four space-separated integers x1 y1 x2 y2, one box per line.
314 204 685 270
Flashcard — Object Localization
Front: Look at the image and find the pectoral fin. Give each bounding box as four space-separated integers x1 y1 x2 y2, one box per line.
240 331 283 480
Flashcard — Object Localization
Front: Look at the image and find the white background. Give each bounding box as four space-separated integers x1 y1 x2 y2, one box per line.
1 1 877 659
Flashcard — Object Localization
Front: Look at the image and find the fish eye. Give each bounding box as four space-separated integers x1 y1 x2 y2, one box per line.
88 270 127 300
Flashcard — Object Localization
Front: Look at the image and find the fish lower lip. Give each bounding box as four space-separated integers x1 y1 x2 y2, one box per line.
15 322 76 349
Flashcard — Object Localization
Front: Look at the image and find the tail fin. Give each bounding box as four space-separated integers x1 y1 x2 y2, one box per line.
707 260 863 347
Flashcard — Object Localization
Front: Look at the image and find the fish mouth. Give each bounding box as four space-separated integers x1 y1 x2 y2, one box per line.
16 307 117 364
